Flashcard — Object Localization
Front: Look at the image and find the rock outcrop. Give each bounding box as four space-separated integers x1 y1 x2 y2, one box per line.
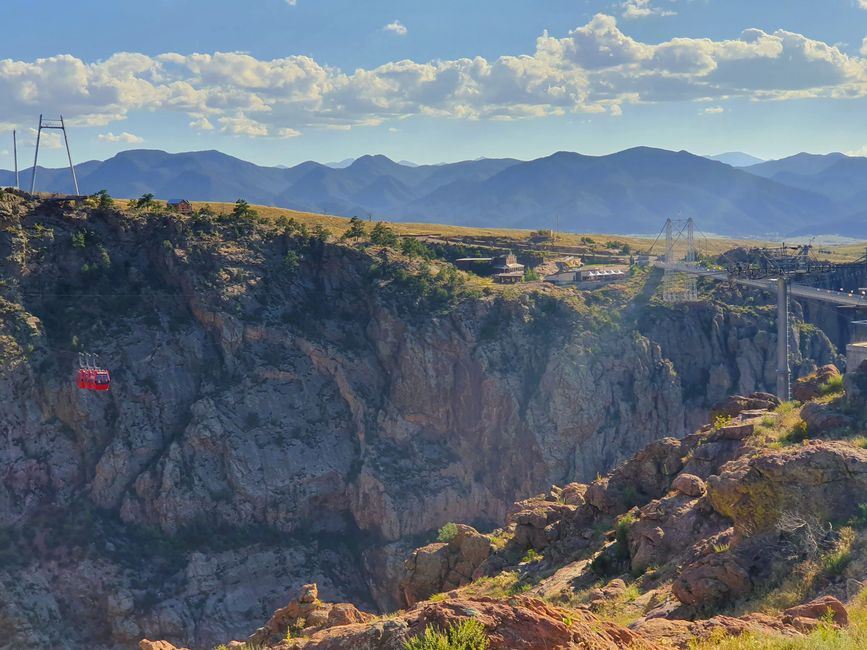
0 196 846 647
399 525 493 606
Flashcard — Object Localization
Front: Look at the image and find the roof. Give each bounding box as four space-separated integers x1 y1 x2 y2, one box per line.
495 271 524 278
455 257 494 262
167 198 190 205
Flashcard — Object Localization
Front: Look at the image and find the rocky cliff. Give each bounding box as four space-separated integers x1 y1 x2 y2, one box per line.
0 191 841 648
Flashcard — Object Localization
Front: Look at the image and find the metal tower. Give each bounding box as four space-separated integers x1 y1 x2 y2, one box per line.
659 218 699 303
13 130 19 189
30 115 79 196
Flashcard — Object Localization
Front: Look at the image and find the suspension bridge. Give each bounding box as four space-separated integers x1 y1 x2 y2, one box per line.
650 218 867 400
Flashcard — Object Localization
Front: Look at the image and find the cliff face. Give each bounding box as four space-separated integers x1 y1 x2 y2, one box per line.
0 193 840 648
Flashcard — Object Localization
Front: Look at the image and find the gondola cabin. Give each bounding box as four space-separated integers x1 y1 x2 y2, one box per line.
77 368 111 391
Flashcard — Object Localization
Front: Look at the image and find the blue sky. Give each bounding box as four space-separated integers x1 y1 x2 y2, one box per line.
1 0 866 167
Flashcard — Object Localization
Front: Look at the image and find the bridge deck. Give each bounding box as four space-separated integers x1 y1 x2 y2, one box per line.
654 262 867 308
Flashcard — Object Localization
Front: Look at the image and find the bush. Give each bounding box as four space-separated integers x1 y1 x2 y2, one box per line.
521 549 542 563
403 619 488 650
370 221 399 247
437 522 459 543
71 231 86 248
400 237 433 259
819 374 844 396
284 250 301 272
341 216 367 243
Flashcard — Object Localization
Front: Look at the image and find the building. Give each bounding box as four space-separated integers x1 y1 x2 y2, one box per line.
544 270 579 285
577 267 628 283
455 257 494 272
493 252 525 284
167 199 193 214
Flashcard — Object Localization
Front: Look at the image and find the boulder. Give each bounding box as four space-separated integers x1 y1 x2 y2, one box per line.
793 365 840 402
139 642 187 650
561 482 588 506
400 524 493 606
707 442 867 536
511 501 576 550
247 583 371 646
709 393 780 421
628 492 727 573
672 552 751 608
671 474 706 498
800 402 852 434
782 595 848 628
586 438 685 515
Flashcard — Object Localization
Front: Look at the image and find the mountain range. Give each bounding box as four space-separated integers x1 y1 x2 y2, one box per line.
2 147 866 237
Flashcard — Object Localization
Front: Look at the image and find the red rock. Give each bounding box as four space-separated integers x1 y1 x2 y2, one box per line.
139 641 187 650
672 553 751 607
783 595 848 627
671 473 706 498
793 365 841 402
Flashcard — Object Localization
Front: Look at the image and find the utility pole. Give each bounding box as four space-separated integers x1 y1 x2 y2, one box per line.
776 276 791 401
13 130 19 189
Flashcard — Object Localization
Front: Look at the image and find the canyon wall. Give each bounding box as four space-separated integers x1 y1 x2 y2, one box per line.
0 193 840 648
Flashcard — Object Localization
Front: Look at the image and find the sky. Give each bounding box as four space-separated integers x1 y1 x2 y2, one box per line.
1 0 866 168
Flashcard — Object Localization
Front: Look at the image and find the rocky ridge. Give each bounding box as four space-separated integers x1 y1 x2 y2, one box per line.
153 366 867 649
0 191 845 648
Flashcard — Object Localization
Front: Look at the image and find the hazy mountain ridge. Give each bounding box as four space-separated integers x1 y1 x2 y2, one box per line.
3 147 866 237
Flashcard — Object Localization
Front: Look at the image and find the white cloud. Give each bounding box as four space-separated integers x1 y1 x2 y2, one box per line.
702 106 725 114
862 37 867 57
621 0 676 19
846 145 867 156
98 131 144 143
859 0 867 9
383 20 407 36
0 15 864 139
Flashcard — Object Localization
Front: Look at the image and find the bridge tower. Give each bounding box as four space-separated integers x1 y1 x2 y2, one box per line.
30 115 79 196
661 218 698 303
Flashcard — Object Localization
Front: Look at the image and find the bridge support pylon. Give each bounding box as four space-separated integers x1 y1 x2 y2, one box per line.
776 277 791 401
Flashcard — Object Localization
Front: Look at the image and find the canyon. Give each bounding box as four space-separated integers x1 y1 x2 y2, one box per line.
0 190 847 648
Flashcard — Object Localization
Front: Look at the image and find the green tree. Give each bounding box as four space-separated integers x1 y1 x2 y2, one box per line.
136 193 155 211
370 221 399 247
284 250 301 272
231 199 259 220
341 216 367 243
400 237 433 259
310 225 329 242
94 189 114 211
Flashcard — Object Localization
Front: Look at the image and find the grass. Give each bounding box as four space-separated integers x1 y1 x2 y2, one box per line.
755 402 811 448
689 588 867 649
403 619 488 650
819 375 845 396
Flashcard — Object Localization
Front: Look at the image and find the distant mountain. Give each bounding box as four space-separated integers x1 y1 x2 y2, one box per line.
1 147 861 237
324 158 356 169
706 152 765 167
742 152 867 219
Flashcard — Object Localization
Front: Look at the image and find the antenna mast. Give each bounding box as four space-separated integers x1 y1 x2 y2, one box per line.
13 130 19 189
30 114 79 195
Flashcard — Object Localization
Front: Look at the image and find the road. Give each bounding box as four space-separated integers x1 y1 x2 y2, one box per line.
654 262 867 308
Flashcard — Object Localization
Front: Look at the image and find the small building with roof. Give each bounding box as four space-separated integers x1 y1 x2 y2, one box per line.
167 199 193 214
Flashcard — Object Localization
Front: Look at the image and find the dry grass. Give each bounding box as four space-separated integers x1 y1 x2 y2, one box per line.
690 589 867 649
175 201 784 257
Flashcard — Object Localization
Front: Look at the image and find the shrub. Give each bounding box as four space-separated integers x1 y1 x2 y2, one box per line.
521 549 543 563
712 414 732 430
284 250 301 272
71 231 86 248
341 216 367 243
819 374 844 396
437 522 459 543
94 189 114 210
400 237 433 259
370 221 399 247
403 619 488 650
